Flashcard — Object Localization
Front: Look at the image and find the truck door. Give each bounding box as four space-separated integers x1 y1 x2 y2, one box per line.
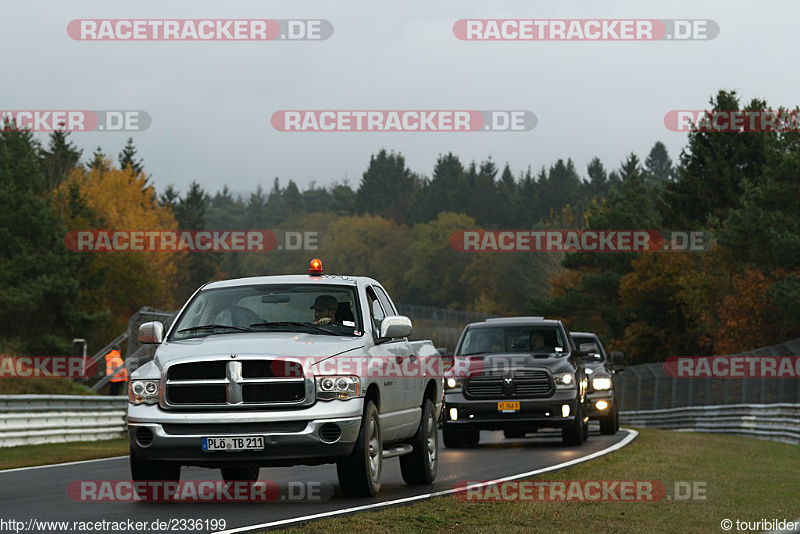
374 285 420 437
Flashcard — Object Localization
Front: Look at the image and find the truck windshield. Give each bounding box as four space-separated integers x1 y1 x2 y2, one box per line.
571 335 605 361
170 284 362 340
457 326 567 356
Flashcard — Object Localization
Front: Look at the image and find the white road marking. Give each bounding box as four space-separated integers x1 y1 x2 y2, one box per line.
0 455 126 474
214 428 639 534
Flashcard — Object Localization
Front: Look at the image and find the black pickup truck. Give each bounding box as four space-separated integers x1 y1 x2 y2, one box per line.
570 332 625 435
442 317 593 447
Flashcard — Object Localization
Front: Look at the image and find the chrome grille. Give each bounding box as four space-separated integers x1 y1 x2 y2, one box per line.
165 359 308 408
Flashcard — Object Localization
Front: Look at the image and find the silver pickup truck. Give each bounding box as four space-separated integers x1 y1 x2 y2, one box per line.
128 260 442 497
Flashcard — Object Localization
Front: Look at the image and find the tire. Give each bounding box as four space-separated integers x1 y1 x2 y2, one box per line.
582 408 590 441
130 447 181 501
400 399 438 485
503 429 526 439
599 401 619 435
220 467 260 483
337 400 382 497
561 403 585 446
442 426 480 448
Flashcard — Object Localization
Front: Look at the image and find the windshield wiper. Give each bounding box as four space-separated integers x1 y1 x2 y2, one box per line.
177 324 252 334
249 321 341 336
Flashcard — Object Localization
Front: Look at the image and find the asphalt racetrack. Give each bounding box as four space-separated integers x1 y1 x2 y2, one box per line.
0 427 635 534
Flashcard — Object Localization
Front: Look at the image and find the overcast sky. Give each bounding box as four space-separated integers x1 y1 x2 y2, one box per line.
4 0 798 195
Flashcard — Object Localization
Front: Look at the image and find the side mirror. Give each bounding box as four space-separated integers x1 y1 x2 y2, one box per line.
578 342 599 355
138 321 164 344
380 315 412 339
436 347 449 356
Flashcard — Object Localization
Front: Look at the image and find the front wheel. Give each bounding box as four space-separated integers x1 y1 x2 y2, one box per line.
337 400 382 497
400 399 438 485
561 403 585 446
600 405 619 435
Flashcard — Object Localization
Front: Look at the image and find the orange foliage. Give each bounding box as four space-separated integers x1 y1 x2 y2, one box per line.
53 162 181 341
710 269 782 355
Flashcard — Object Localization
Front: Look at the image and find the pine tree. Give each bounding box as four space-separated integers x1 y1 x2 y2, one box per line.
118 138 144 175
40 130 82 190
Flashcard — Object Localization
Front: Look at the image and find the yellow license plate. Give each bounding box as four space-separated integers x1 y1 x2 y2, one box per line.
497 401 520 412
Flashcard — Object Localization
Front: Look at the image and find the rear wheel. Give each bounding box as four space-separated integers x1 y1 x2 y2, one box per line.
337 400 382 497
400 399 438 485
442 426 480 448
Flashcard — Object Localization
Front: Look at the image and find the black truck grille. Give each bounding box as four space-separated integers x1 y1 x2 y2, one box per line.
165 359 307 407
464 369 554 399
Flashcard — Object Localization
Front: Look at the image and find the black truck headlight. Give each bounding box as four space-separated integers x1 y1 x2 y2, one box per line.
592 377 612 391
316 376 361 400
554 372 576 389
445 377 463 391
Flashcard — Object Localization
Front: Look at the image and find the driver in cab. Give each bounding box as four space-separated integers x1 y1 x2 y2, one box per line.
311 295 338 325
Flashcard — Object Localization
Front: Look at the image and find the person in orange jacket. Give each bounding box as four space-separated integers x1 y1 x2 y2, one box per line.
105 344 128 395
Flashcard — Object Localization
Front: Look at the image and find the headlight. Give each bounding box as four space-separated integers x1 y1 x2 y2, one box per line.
592 377 612 391
445 377 463 391
129 380 159 405
554 372 575 389
316 376 361 401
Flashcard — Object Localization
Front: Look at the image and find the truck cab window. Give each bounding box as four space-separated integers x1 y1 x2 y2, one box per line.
367 287 386 335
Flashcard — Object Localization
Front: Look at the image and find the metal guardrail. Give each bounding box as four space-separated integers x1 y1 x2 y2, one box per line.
0 395 128 448
620 403 800 445
615 338 800 411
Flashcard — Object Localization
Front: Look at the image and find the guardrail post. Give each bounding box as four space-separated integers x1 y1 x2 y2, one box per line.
723 377 729 404
670 374 677 409
626 365 643 411
652 368 659 410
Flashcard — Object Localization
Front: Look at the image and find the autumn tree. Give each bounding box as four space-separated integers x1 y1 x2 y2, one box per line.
54 161 180 345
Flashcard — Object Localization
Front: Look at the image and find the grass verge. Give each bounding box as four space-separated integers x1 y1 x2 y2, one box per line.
0 375 95 395
0 439 128 470
272 429 799 534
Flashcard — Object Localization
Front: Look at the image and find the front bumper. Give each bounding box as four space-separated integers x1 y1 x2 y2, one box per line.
127 398 363 468
442 390 580 430
586 390 614 419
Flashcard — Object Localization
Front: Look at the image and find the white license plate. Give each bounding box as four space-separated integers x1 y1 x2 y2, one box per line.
202 436 264 452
